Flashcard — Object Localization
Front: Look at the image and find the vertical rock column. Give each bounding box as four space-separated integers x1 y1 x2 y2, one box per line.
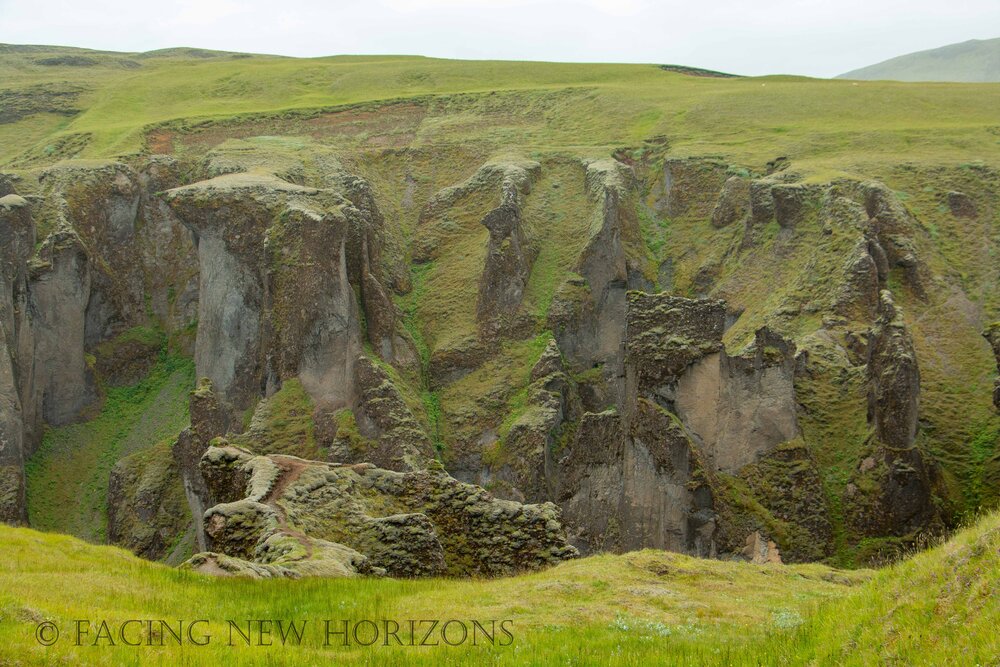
0 195 36 523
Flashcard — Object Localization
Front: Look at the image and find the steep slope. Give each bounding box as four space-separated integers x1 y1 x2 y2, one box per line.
839 37 1000 82
25 354 193 545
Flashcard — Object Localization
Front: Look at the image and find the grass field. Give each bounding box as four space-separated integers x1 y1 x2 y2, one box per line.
0 508 996 665
2 46 1000 178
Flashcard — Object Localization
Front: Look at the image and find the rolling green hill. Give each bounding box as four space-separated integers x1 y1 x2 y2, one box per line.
839 37 1000 82
0 508 996 665
2 44 1000 178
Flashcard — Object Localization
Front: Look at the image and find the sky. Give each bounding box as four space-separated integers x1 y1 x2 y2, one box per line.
1 0 998 78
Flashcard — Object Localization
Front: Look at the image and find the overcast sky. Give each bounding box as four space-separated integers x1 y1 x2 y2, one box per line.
1 0 998 77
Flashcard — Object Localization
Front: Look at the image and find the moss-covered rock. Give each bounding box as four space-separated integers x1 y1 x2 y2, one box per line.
190 443 577 578
107 439 193 563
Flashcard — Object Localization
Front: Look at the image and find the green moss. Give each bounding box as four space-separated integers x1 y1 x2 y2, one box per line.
331 409 374 457
232 378 319 459
94 325 166 357
25 353 195 543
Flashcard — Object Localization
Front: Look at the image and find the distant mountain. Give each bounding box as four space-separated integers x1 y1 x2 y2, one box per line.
838 37 1000 82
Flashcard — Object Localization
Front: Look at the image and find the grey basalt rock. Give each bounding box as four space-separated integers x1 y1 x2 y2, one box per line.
0 194 37 523
476 173 539 339
28 228 98 426
165 173 364 421
846 290 939 538
337 355 435 472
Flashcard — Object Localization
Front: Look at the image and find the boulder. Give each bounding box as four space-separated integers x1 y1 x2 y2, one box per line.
711 176 750 228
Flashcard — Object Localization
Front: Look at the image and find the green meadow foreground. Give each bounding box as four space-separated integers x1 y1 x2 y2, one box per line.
0 510 996 666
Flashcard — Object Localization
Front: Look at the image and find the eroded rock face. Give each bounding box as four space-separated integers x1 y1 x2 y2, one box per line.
337 356 434 472
0 195 36 523
847 291 939 538
187 444 577 578
166 174 365 421
550 159 639 402
29 230 97 426
477 166 539 338
711 176 750 228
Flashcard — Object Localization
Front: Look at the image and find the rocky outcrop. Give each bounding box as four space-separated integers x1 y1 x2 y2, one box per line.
187 444 577 578
173 378 227 551
749 179 777 226
0 195 37 523
867 291 920 450
847 291 938 538
108 439 193 563
166 173 365 421
711 176 750 228
549 159 640 402
334 356 434 472
863 183 925 295
476 165 539 338
835 238 881 321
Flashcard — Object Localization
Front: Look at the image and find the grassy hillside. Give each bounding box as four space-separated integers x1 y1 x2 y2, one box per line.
2 45 1000 178
24 354 195 543
0 508 996 665
839 37 1000 83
